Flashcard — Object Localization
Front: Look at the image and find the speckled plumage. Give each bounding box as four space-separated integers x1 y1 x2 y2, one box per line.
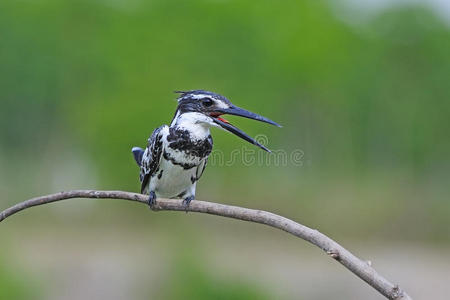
132 90 280 209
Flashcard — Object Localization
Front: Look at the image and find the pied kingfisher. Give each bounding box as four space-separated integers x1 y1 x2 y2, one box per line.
131 90 280 209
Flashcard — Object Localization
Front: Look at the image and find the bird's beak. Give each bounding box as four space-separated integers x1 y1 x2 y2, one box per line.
211 105 281 152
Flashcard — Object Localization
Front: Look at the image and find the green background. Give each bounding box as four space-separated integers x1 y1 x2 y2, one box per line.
1 1 449 299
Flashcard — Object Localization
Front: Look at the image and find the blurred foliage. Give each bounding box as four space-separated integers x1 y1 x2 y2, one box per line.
1 1 450 299
159 252 271 300
0 254 37 300
0 1 449 237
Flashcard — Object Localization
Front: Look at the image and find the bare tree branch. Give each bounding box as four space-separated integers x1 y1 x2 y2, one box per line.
0 190 412 300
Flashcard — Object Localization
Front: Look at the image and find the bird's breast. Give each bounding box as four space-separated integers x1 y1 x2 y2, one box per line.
148 126 213 198
151 147 206 198
166 127 213 159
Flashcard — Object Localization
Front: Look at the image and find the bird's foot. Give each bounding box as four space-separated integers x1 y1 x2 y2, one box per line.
182 196 195 212
148 191 157 210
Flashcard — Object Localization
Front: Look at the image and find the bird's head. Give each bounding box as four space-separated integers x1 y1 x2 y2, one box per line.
173 90 281 152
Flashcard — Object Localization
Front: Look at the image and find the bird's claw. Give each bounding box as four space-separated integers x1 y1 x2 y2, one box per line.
182 196 194 213
148 191 157 210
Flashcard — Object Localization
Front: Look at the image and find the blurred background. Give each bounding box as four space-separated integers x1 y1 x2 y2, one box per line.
1 0 449 299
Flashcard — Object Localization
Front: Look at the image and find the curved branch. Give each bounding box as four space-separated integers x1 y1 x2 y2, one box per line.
0 190 411 300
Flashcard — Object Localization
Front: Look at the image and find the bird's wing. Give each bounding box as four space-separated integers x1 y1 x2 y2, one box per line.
194 134 212 181
195 157 208 182
140 125 167 193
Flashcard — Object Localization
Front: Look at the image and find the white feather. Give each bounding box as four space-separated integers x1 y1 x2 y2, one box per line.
172 112 215 139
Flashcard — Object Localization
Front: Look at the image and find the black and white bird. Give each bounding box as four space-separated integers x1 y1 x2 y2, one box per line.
131 90 280 209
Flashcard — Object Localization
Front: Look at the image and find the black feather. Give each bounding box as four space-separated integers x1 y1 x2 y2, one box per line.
131 147 144 166
140 126 165 193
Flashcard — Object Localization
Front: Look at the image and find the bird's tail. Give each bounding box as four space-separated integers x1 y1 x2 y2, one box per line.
131 147 144 166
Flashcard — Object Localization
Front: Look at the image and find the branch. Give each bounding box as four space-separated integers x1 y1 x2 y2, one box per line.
0 190 411 300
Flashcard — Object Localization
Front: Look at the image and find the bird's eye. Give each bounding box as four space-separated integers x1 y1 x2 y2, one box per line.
202 98 214 107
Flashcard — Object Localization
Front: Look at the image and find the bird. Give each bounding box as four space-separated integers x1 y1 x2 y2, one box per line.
131 90 281 210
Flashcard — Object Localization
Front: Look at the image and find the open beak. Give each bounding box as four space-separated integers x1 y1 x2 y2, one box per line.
211 105 281 152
